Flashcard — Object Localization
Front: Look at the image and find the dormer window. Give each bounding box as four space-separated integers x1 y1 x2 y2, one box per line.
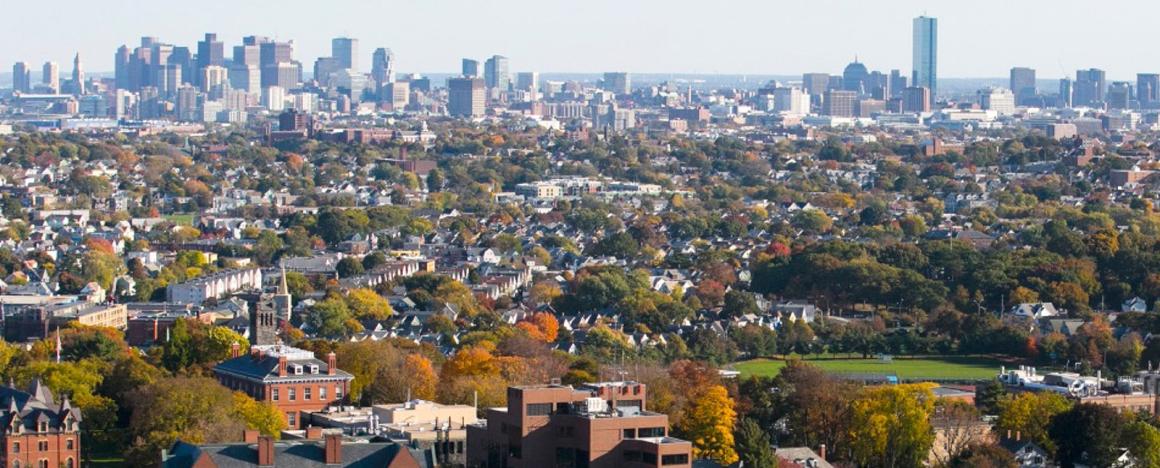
291 364 303 375
309 364 319 374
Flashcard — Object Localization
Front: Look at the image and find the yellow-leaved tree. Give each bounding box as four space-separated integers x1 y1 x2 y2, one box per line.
996 391 1072 453
848 383 937 467
677 384 738 465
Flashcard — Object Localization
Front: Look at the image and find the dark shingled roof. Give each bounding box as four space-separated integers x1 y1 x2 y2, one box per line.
164 439 434 468
0 379 83 433
213 351 354 384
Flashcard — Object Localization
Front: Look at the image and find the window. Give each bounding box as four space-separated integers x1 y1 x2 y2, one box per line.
556 402 571 414
38 461 48 468
623 428 636 439
12 442 19 453
663 454 690 465
66 439 74 450
526 403 552 416
289 388 296 401
287 412 296 426
38 441 48 451
336 386 343 400
639 427 665 438
304 387 312 400
642 452 657 464
272 389 280 401
65 459 75 468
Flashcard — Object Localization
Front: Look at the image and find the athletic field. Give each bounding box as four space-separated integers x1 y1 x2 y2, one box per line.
732 355 1005 381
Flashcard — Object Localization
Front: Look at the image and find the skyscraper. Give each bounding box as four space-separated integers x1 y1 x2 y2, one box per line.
462 59 479 78
71 53 85 95
978 87 1016 115
516 71 539 98
1107 81 1132 109
1009 67 1036 106
902 86 931 113
1058 78 1073 108
602 72 631 95
42 62 59 94
114 45 131 90
448 77 485 117
259 40 294 88
822 89 856 117
372 48 395 85
842 59 868 94
1138 74 1159 108
912 16 937 99
484 55 510 90
11 62 31 93
331 37 358 71
1073 68 1106 107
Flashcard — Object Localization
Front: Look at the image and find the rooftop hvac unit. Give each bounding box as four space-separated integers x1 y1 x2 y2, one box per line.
585 397 608 414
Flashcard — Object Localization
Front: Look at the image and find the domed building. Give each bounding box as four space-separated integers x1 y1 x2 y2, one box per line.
843 58 869 94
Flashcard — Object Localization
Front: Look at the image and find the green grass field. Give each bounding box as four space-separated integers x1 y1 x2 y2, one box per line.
732 355 1005 381
165 213 195 226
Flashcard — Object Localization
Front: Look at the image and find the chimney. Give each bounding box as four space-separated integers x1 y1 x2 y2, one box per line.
1016 431 1021 441
327 352 336 376
819 444 826 461
251 346 262 361
257 436 275 467
306 426 323 440
278 355 287 377
231 342 241 359
1007 429 1012 439
243 430 260 443
324 434 342 465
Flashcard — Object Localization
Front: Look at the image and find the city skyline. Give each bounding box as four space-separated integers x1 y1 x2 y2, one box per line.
2 0 1159 80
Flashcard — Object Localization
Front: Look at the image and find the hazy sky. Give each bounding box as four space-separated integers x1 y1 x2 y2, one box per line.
2 0 1157 80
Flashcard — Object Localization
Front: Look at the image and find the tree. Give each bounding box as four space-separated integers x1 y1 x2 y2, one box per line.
1124 420 1160 468
931 400 984 466
231 391 287 437
307 296 362 339
721 290 761 319
677 384 738 465
735 418 777 468
345 288 394 320
792 209 833 234
949 443 1019 468
516 312 559 343
125 377 247 466
336 257 365 278
1048 403 1126 468
848 383 936 468
974 379 1006 415
768 361 854 456
996 391 1072 453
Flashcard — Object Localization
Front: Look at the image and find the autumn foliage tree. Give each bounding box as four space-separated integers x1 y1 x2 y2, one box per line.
848 383 937 468
677 384 738 465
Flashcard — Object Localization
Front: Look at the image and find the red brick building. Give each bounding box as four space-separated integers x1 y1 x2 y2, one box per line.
0 380 83 468
466 381 692 468
213 345 353 429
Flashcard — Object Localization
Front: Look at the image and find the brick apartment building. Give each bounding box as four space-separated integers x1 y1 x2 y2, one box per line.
0 380 83 468
466 381 692 468
213 345 354 429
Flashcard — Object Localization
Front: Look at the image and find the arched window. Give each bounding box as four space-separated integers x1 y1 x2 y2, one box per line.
66 458 75 468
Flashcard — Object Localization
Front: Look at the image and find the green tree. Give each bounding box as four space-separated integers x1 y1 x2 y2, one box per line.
996 392 1072 453
734 418 777 468
125 377 248 466
307 296 363 339
1048 403 1126 468
336 257 365 278
1124 420 1160 468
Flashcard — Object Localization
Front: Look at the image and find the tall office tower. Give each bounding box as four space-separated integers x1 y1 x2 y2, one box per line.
172 46 194 85
273 62 299 90
331 37 358 71
149 43 174 89
484 55 510 90
867 71 890 100
822 89 856 117
1107 81 1132 109
1073 68 1106 107
1138 74 1160 109
462 58 480 77
42 62 59 94
385 80 409 109
371 48 395 85
601 72 631 95
114 45 131 90
842 59 868 94
773 87 810 114
978 87 1016 115
1058 78 1073 108
201 65 228 93
889 70 907 97
233 44 260 66
516 72 539 100
197 33 225 67
160 63 183 97
1009 67 1036 106
313 57 340 85
448 77 485 117
229 65 260 94
901 86 931 113
243 35 269 46
175 85 199 121
259 41 293 87
11 62 31 93
801 73 829 96
912 16 938 99
71 53 85 95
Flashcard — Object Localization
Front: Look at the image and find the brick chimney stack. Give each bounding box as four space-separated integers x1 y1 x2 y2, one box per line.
257 436 275 466
327 352 336 376
278 355 287 377
230 341 241 359
324 434 342 464
819 443 826 461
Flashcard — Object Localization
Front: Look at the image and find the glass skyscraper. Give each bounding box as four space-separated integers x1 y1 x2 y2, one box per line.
912 16 937 99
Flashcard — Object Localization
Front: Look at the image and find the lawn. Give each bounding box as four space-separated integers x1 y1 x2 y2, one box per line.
732 355 1005 381
164 213 195 226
